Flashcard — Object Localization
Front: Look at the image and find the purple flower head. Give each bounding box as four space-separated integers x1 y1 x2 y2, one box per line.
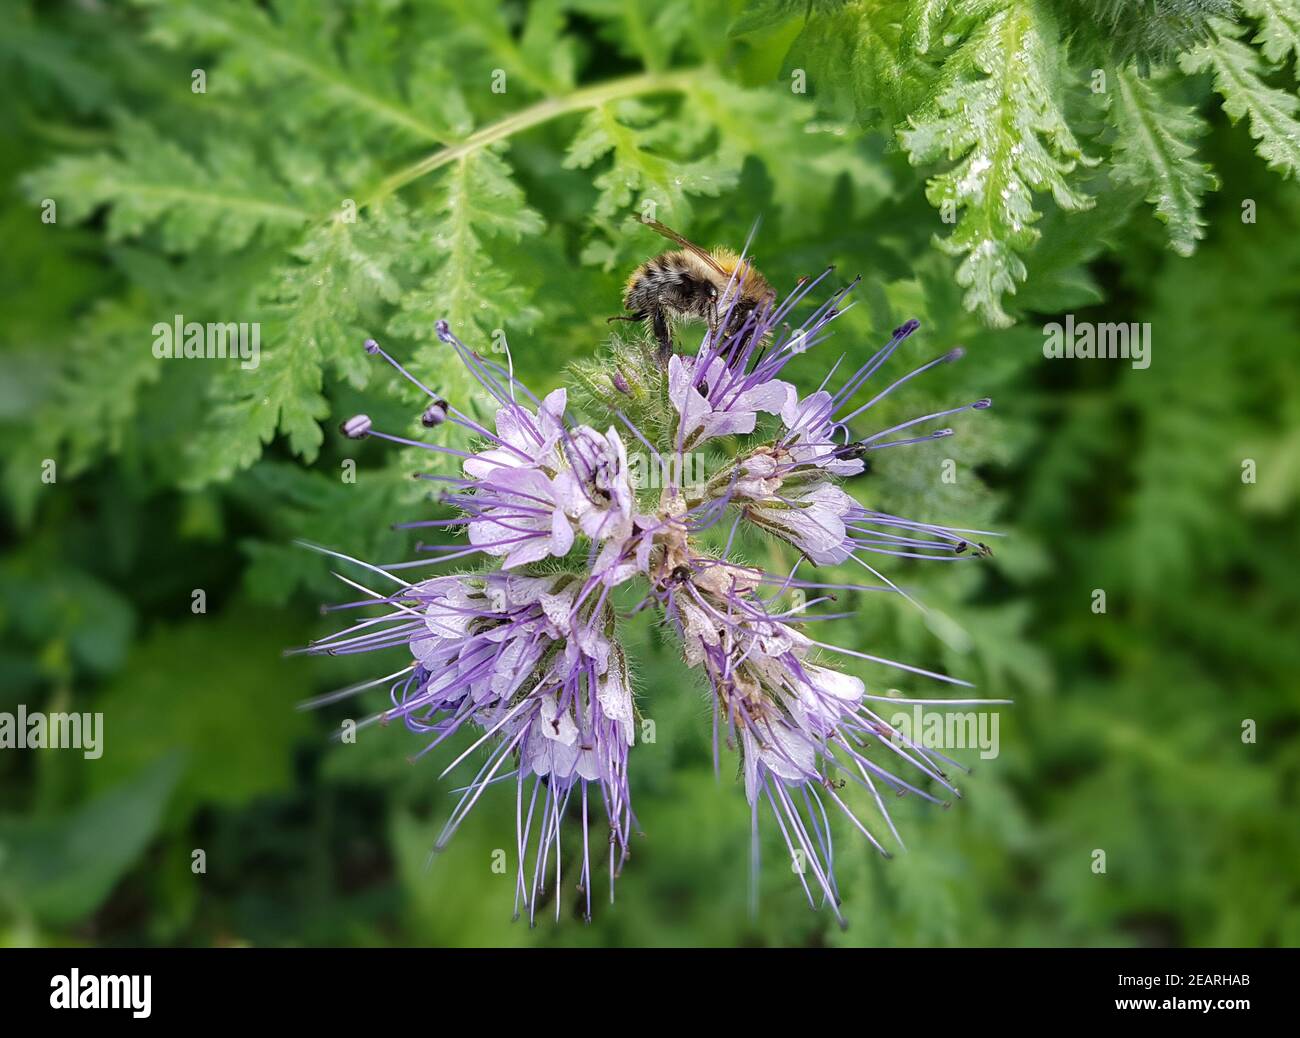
662 559 1002 926
305 566 634 922
668 352 793 448
300 250 1004 925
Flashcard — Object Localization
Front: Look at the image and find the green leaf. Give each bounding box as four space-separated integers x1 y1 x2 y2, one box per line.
683 75 893 233
900 2 1094 326
0 560 136 685
272 204 416 391
0 756 182 926
21 113 313 252
901 0 952 55
388 806 531 946
88 610 313 818
565 98 737 265
1182 18 1300 178
180 320 329 488
570 0 695 71
3 299 163 524
389 147 544 366
1242 0 1300 71
1110 68 1218 256
783 0 924 127
180 206 416 486
235 461 421 605
136 0 459 144
729 0 810 38
1050 0 1234 69
1016 181 1140 311
0 12 113 114
430 0 576 95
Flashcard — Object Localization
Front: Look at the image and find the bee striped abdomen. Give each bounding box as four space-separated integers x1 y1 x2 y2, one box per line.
624 251 716 320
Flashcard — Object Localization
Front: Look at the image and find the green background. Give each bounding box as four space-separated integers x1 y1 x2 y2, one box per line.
2 0 1298 947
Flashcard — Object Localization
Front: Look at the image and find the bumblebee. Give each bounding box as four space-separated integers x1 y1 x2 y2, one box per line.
615 220 776 361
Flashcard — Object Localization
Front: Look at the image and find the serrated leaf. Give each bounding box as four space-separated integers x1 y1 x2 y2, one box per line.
234 460 421 604
686 75 893 231
1016 182 1140 310
3 300 163 524
564 98 737 266
0 14 113 114
178 329 327 488
389 147 544 372
274 204 417 389
177 207 416 486
1182 17 1300 178
783 0 924 126
570 0 694 71
136 0 458 144
900 2 1094 327
1110 68 1218 256
728 0 809 38
21 113 313 253
1242 0 1300 72
428 0 575 94
901 0 951 55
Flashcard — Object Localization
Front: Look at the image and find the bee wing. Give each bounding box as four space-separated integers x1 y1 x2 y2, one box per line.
638 219 728 277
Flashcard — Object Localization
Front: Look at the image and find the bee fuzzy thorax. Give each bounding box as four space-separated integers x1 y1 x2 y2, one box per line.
707 247 773 302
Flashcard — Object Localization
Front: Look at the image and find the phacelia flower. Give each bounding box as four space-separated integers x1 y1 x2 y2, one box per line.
301 255 1005 925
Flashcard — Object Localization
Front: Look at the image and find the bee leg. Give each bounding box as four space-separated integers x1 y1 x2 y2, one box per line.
651 310 673 365
606 315 638 324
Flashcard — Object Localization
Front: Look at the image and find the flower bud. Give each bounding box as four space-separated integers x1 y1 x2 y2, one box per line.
340 414 372 439
421 400 449 427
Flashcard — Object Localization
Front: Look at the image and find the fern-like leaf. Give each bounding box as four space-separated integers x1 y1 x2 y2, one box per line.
3 300 163 522
565 97 737 266
428 0 575 96
571 0 695 73
900 2 1094 327
902 0 953 56
136 0 462 144
1182 17 1300 178
782 0 925 127
181 206 415 487
22 113 313 252
684 74 892 233
1049 0 1234 69
1242 0 1300 72
388 147 544 370
1110 68 1218 256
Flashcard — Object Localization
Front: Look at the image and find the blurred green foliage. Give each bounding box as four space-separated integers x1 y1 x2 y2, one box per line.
1 0 1297 947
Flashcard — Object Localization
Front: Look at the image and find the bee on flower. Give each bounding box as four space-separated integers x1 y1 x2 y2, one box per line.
298 246 1005 925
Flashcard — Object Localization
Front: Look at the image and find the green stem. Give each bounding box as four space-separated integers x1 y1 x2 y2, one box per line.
18 109 113 149
358 68 703 209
